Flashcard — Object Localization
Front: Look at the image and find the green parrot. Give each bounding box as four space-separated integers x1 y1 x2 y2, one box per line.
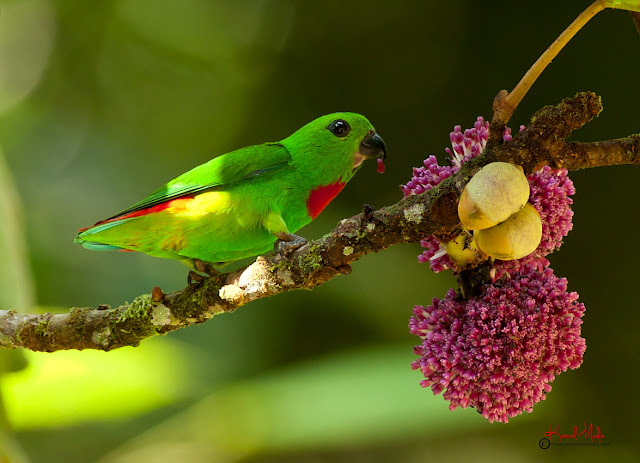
75 113 386 273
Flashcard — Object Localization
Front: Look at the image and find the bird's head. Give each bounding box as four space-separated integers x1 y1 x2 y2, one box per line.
282 112 386 184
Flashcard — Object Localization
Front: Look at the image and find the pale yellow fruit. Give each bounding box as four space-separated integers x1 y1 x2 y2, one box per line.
458 162 530 230
445 232 481 269
474 203 542 260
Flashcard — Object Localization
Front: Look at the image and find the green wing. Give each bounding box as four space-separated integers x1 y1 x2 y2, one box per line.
105 143 290 220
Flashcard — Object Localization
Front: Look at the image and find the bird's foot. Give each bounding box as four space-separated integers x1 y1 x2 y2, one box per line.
188 271 207 287
194 259 220 276
187 259 220 287
274 233 307 259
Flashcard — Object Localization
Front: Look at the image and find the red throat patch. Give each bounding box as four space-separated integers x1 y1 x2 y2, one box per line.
306 181 346 219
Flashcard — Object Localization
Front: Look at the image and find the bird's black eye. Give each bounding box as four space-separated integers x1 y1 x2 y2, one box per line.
327 119 351 138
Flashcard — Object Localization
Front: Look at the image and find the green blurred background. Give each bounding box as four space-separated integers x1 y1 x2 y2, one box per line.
0 0 638 461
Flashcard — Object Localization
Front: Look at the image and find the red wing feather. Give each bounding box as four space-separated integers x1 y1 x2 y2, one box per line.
78 196 195 232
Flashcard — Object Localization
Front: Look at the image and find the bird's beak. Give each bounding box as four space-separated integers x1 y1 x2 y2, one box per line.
354 130 386 170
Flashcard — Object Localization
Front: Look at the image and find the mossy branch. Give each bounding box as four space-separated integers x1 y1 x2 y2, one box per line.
1 92 638 352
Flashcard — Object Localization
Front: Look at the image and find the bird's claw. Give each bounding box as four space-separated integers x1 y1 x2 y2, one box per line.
194 259 220 276
274 234 307 259
188 270 207 287
188 260 220 287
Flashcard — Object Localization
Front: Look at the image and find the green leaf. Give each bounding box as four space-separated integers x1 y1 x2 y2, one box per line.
603 0 640 13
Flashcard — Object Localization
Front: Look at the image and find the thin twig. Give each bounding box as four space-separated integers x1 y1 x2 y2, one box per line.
491 1 606 137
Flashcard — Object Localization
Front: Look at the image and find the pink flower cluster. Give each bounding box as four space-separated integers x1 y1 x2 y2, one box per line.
409 265 586 423
493 166 575 279
401 117 490 198
406 118 584 423
402 117 492 273
403 118 574 275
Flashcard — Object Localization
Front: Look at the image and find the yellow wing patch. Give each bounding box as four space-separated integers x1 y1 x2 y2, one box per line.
174 191 233 217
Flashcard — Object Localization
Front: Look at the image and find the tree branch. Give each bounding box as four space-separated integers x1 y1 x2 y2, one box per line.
490 1 606 132
1 92 638 352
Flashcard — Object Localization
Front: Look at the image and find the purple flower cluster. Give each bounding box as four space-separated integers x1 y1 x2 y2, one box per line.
528 166 575 254
417 237 452 272
403 118 574 275
493 166 575 279
402 117 494 273
401 156 454 197
401 117 490 198
406 118 583 423
410 265 586 423
446 117 490 167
